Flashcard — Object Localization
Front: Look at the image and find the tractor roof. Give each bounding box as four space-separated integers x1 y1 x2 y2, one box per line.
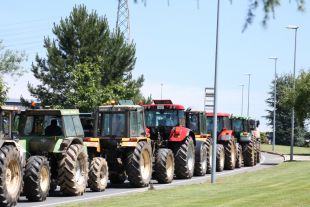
230 115 249 120
143 100 184 110
185 110 204 115
98 105 143 112
206 112 230 117
24 109 80 116
0 105 20 112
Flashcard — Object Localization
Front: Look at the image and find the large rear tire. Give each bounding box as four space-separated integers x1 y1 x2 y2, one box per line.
243 140 255 167
58 144 88 196
88 157 108 192
224 140 236 170
154 148 174 184
24 156 50 201
216 144 225 172
194 142 207 176
0 145 23 206
174 137 195 179
235 143 244 168
126 141 152 187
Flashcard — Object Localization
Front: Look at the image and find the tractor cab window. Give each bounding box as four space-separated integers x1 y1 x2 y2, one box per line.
207 117 223 134
223 117 231 130
145 110 179 127
232 119 243 132
200 114 208 134
101 113 126 137
63 115 84 137
130 111 145 137
21 115 63 136
186 113 199 134
0 111 9 136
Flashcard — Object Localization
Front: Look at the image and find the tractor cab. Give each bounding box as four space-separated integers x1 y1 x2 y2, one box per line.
143 100 185 141
230 116 252 142
0 106 20 140
206 112 231 137
185 110 208 137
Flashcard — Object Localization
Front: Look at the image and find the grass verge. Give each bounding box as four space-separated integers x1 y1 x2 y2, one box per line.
261 144 310 155
64 161 310 207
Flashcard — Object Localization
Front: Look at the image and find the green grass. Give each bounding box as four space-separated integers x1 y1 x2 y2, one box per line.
261 144 310 155
64 161 310 207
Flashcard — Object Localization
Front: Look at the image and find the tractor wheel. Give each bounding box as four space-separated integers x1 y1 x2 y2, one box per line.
206 139 212 174
216 144 225 172
224 140 236 170
24 156 50 201
59 144 88 196
243 141 255 167
154 148 174 184
0 145 23 206
109 172 127 185
235 144 244 168
194 143 207 176
253 138 257 166
126 141 152 187
88 157 108 192
256 139 261 163
174 137 195 179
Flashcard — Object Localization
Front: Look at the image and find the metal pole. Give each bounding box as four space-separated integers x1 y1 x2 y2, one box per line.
211 0 220 184
269 57 278 152
245 74 251 118
240 84 244 116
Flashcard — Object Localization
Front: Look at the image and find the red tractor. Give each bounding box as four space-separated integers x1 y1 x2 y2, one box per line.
206 113 242 172
143 100 196 179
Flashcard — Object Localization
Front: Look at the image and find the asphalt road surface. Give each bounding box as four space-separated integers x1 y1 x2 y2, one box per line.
18 152 283 207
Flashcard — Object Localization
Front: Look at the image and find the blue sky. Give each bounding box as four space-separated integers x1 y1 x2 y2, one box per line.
1 1 309 131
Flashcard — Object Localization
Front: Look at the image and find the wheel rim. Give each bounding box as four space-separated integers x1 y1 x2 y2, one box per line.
99 165 108 186
166 153 174 179
140 148 151 181
6 160 21 197
40 165 49 192
75 155 85 185
187 144 194 171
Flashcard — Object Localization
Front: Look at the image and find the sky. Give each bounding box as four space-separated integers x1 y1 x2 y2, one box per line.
1 1 309 131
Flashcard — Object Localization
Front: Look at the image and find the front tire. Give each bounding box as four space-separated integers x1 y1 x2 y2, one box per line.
235 143 244 168
216 144 225 172
243 140 255 167
174 137 195 179
24 156 50 201
194 142 207 176
154 148 174 184
224 140 236 170
58 144 88 196
88 157 108 192
0 145 23 206
126 141 152 187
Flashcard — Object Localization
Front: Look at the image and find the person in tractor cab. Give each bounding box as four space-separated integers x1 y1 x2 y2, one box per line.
45 119 62 136
165 114 176 126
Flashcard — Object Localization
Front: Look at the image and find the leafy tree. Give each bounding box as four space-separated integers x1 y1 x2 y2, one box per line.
281 70 310 126
265 74 307 146
0 40 27 105
29 5 144 112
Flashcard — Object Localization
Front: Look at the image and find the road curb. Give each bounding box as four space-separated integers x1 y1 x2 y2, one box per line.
261 150 286 161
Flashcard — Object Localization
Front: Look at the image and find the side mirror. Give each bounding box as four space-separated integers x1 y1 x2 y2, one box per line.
256 120 260 127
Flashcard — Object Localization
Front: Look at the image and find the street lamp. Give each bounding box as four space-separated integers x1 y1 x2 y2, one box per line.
211 0 220 184
269 57 278 152
240 84 244 116
286 24 299 161
245 73 251 118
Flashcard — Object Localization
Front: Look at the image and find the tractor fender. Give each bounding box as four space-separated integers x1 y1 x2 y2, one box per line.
218 129 233 141
0 140 26 166
58 137 84 153
169 126 196 145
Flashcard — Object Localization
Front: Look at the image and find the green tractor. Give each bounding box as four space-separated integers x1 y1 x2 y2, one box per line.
0 106 24 206
17 109 89 201
185 110 212 175
230 116 256 167
83 102 153 187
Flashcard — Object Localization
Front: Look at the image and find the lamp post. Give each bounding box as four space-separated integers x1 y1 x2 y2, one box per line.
245 73 251 118
269 57 278 152
286 25 299 161
240 84 244 116
211 0 220 184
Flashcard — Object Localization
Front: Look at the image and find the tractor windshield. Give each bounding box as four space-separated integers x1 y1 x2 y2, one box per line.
207 116 223 134
145 110 179 127
101 113 126 137
232 119 244 132
186 113 199 134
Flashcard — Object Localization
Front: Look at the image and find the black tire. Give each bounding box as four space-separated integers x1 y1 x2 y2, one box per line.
154 148 174 184
109 172 127 185
243 141 255 167
253 138 257 166
24 156 50 202
194 142 207 176
206 139 212 174
224 140 236 170
88 157 108 192
256 139 261 163
216 144 225 172
58 144 88 196
235 143 244 168
174 137 195 179
0 145 23 206
126 141 152 187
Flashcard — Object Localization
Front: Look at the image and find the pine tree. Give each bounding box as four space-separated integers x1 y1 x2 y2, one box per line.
29 5 144 111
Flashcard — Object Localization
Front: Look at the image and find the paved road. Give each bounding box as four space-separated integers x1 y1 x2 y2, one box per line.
18 152 283 207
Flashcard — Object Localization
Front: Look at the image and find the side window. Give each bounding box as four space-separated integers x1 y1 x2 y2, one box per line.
130 111 139 137
138 110 145 136
72 115 84 137
24 116 34 135
63 116 76 137
178 110 185 126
